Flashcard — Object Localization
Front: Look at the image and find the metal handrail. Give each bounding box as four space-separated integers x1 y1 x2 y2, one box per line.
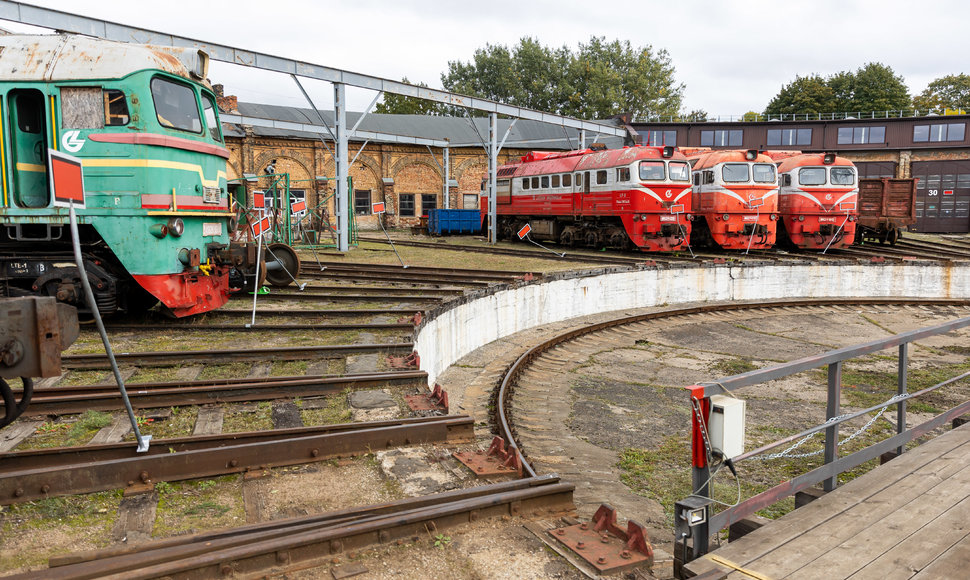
639 109 967 124
679 313 970 560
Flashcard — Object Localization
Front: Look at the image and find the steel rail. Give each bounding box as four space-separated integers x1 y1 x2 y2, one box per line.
209 308 420 318
105 322 415 332
0 415 475 504
24 371 427 415
228 291 444 303
296 270 498 286
61 342 414 369
36 476 574 579
266 285 466 295
493 298 970 478
302 261 534 279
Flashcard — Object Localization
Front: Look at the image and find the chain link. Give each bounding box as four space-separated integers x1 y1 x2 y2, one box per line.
755 393 908 461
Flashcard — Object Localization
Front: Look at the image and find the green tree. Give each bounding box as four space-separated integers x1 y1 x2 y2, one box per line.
741 111 762 122
913 74 970 114
764 64 910 117
441 36 683 120
374 77 448 115
680 109 709 122
764 74 835 117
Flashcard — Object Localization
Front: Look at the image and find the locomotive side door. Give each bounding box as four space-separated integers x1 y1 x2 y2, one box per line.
7 89 50 208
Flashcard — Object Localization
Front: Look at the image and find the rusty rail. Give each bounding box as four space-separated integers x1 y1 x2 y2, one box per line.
24 371 427 415
23 475 573 579
0 415 474 504
61 342 414 369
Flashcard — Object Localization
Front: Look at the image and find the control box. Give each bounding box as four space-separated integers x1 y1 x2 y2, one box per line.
708 395 746 459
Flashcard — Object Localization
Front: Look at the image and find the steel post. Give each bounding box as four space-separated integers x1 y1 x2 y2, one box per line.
443 147 450 209
824 361 842 491
334 82 349 252
488 113 498 244
897 343 908 454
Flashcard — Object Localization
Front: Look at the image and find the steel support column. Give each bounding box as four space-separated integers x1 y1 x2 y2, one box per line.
334 82 349 252
488 113 498 244
824 361 842 492
443 147 450 210
579 129 586 150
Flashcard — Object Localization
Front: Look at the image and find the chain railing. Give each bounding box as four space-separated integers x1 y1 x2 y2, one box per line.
675 313 970 562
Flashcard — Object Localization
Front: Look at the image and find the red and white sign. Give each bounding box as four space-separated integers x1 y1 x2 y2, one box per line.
253 192 264 208
840 201 857 211
944 189 954 196
49 149 86 208
669 204 685 214
659 215 676 222
250 216 271 237
517 224 532 239
819 217 837 223
372 202 386 214
742 215 758 222
291 200 306 213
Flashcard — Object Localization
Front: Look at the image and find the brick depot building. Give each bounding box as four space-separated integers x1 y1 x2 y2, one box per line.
216 96 625 232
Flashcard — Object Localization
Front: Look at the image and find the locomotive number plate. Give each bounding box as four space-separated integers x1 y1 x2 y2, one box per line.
202 223 223 237
203 187 222 204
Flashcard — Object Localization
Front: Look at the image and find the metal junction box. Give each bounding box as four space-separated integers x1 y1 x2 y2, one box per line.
708 395 746 459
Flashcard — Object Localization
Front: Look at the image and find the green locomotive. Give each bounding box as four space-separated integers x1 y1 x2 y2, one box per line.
0 33 263 317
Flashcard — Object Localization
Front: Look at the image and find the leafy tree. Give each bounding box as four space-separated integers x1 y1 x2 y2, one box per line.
764 74 835 116
741 111 762 122
764 64 910 117
913 74 970 114
374 78 448 115
442 36 683 120
681 109 709 122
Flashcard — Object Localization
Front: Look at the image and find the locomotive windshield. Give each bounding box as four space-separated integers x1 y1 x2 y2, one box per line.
151 77 202 133
830 167 855 185
639 161 665 181
722 163 749 183
668 162 690 182
798 167 826 186
753 163 776 183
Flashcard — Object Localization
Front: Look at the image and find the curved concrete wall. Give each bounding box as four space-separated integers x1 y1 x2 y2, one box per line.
414 260 970 385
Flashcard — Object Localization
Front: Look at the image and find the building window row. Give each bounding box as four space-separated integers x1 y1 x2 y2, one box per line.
767 128 812 146
837 126 886 145
913 123 965 143
700 129 742 147
644 130 677 147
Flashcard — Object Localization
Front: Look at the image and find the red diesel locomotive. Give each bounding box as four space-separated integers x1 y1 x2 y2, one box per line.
684 149 779 250
480 145 692 251
769 152 859 249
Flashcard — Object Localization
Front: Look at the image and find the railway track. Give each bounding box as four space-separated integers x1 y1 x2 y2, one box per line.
23 371 427 415
1 415 475 504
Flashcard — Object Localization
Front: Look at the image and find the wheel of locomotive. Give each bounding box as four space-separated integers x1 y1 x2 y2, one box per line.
584 230 599 249
264 243 301 287
125 284 160 315
560 228 576 247
499 221 514 241
878 230 888 245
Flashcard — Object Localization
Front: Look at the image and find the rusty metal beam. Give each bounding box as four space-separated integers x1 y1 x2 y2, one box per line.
1 415 474 504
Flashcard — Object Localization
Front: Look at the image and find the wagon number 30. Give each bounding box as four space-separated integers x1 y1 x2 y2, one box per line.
928 189 939 196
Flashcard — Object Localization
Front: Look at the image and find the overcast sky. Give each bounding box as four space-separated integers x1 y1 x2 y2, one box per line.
8 1 970 118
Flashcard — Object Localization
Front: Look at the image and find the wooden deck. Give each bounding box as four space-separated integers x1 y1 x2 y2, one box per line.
684 422 970 579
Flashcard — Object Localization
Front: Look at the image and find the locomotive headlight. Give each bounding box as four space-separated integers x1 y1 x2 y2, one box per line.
849 215 858 222
149 223 169 239
722 213 730 221
798 215 805 222
167 217 185 237
770 214 778 221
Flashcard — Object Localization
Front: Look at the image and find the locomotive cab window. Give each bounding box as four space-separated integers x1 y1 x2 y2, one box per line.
531 177 539 189
782 174 792 186
722 163 750 183
522 178 530 190
562 173 572 187
639 161 665 181
551 175 560 188
830 167 855 185
151 77 202 133
752 164 776 183
668 162 690 182
575 173 583 187
617 167 630 182
541 176 549 188
798 167 827 186
201 93 222 142
596 170 608 185
61 87 129 128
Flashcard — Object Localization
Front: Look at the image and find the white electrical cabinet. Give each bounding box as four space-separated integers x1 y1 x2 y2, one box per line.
708 395 746 459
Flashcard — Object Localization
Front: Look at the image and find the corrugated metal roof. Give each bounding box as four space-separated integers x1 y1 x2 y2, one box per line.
226 101 627 150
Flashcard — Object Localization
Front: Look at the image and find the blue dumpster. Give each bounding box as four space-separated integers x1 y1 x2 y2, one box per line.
427 209 482 235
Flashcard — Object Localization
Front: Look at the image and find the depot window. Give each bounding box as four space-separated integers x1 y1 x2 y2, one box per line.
766 128 811 146
700 129 742 147
421 194 437 215
830 167 855 185
399 194 415 216
913 123 966 143
151 77 202 133
645 130 677 147
798 167 827 185
639 161 665 181
837 126 885 144
722 163 750 183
